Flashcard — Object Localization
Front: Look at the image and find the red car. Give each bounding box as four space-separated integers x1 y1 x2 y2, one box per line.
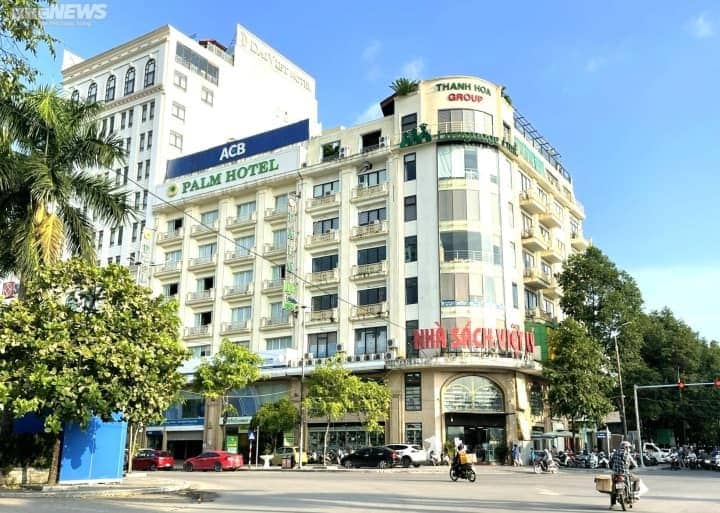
132 449 175 471
183 451 244 472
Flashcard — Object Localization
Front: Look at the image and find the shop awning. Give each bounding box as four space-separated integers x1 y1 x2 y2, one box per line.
532 430 575 439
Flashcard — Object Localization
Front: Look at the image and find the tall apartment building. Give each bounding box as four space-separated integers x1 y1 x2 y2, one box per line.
61 24 318 269
148 75 590 460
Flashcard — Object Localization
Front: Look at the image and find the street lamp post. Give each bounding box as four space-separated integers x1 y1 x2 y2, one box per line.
298 354 305 469
612 321 631 439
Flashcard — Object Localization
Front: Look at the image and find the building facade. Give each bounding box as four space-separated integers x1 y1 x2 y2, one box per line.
148 75 590 461
61 24 318 274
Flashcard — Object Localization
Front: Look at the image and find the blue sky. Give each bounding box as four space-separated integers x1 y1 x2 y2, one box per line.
30 1 720 341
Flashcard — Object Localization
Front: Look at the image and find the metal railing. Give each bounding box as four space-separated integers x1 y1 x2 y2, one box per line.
157 260 181 273
306 308 338 322
351 182 388 200
226 212 256 227
158 228 183 241
184 325 211 337
223 284 252 297
191 220 218 235
221 320 250 334
225 248 254 261
351 302 387 318
351 261 387 278
351 221 387 239
307 194 339 208
189 255 216 267
306 230 339 246
263 279 283 291
187 289 214 302
308 269 339 283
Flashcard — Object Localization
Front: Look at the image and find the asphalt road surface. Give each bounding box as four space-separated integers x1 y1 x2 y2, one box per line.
2 466 719 513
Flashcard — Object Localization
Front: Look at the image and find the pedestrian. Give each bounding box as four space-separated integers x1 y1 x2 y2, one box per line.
512 444 522 466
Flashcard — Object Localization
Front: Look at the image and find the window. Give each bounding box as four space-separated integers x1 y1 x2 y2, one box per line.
313 180 339 198
173 71 187 90
520 173 532 192
440 231 482 262
311 294 338 311
165 250 182 263
405 373 421 411
116 225 123 245
105 75 116 101
405 277 418 305
406 320 419 358
129 252 136 265
437 109 493 135
493 244 502 265
236 201 256 221
194 311 212 327
200 210 219 226
131 222 138 242
405 236 417 262
198 243 217 259
272 229 287 249
312 254 338 272
100 118 107 136
231 306 252 323
274 194 289 212
139 133 145 151
141 103 147 122
530 383 543 416
403 153 416 181
358 287 386 305
438 190 479 221
234 235 254 256
358 207 386 226
201 87 214 105
440 273 482 306
149 100 155 120
358 168 386 187
196 276 214 291
321 140 340 161
114 168 121 186
106 257 112 265
508 202 515 228
175 42 219 84
120 112 126 130
122 166 128 185
522 214 533 231
271 264 286 281
525 289 538 310
503 122 511 142
313 217 339 235
97 230 104 249
124 67 135 95
233 270 253 290
405 423 422 446
269 302 288 323
108 115 115 134
167 218 183 232
136 162 143 180
404 196 417 221
401 113 417 134
128 107 134 127
171 102 186 121
169 131 183 150
437 144 483 180
355 326 387 355
144 59 155 88
147 130 153 149
266 336 292 351
357 246 386 265
70 89 80 102
523 251 535 269
541 260 552 277
86 82 97 103
544 299 555 317
145 159 150 178
115 255 121 263
133 192 141 209
162 283 179 297
142 190 148 208
512 283 519 308
308 331 337 358
125 137 131 152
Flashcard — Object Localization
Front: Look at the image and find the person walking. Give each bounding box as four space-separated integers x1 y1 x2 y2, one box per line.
512 444 522 466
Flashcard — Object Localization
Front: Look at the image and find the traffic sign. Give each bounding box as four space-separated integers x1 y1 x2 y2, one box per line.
596 431 607 438
248 430 255 441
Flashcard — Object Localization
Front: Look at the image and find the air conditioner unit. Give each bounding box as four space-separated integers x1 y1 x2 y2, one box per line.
287 360 297 368
363 354 371 361
372 353 381 360
387 339 396 349
336 343 344 352
379 136 389 147
304 352 313 360
346 355 354 363
339 146 349 158
385 352 394 360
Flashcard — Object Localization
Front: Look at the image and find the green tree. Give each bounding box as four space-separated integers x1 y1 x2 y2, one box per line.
389 77 419 96
303 357 390 462
0 259 188 483
251 397 299 453
0 85 132 279
0 0 57 95
544 319 614 441
193 339 262 450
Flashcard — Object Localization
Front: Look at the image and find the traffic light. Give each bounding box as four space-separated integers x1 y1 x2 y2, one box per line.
677 381 686 390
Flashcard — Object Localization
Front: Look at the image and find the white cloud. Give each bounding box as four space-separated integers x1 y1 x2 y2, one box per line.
630 265 720 341
354 102 382 125
400 57 424 79
687 13 714 39
584 56 606 73
360 40 382 81
362 40 381 62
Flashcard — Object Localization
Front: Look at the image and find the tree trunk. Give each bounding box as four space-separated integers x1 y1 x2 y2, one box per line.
47 434 62 485
323 417 330 464
221 397 228 451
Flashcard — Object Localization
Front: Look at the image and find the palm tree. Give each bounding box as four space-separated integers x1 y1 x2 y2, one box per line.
0 86 133 278
389 78 420 96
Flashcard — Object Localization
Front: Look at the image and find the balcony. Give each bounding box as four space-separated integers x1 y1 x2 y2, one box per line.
441 249 487 264
350 302 388 320
307 268 340 287
184 325 211 339
519 190 546 215
264 243 286 258
154 260 181 277
156 228 183 246
186 289 215 305
262 279 284 294
305 308 338 326
543 277 562 299
350 261 387 281
571 231 589 251
569 199 586 219
523 267 552 289
306 230 340 249
539 209 563 229
521 227 549 252
188 254 217 271
225 249 254 266
306 193 340 214
264 207 288 223
222 284 253 300
350 182 388 204
542 243 564 264
190 221 218 239
220 320 251 335
260 315 292 330
226 212 256 232
350 221 388 241
525 307 541 320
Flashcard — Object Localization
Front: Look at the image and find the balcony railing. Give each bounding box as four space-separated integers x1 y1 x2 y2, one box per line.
221 320 251 334
351 182 388 201
519 189 546 215
184 325 211 338
225 249 254 262
226 212 256 228
350 221 387 239
442 250 487 263
307 194 339 210
191 220 218 235
306 308 338 323
188 254 216 268
263 279 283 291
223 284 253 298
351 261 387 279
265 207 288 220
306 230 340 247
308 269 339 284
157 228 183 243
156 260 181 273
261 315 292 328
264 243 286 256
187 289 214 303
351 302 388 319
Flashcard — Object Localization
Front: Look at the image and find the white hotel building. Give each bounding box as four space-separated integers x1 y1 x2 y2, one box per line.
148 76 590 461
61 24 318 272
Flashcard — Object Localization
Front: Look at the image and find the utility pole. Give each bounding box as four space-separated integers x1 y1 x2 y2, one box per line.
613 332 628 439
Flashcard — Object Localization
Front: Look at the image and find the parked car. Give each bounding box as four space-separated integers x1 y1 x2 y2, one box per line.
340 447 399 469
702 449 720 470
183 451 244 472
271 446 308 466
132 449 175 471
385 443 427 468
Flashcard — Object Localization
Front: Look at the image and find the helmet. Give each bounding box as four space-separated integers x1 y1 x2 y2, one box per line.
621 441 632 449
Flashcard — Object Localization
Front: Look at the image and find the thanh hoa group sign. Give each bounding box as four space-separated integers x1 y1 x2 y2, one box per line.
159 148 301 202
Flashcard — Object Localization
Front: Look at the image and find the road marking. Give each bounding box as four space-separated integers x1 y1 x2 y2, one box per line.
537 488 560 495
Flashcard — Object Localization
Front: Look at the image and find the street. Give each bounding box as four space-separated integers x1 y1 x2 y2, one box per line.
2 467 719 513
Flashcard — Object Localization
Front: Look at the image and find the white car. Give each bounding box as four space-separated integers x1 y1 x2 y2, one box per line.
385 443 427 468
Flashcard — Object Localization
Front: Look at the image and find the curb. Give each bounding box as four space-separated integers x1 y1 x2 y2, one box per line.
0 480 190 499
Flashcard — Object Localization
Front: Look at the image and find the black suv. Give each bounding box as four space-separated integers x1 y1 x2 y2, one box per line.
341 447 399 469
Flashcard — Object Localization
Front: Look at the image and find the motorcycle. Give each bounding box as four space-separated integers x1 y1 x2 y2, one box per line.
598 451 610 469
450 462 476 482
533 456 559 474
610 473 635 511
556 451 577 467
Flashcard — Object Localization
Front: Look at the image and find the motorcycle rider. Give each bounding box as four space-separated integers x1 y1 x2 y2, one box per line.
610 441 638 508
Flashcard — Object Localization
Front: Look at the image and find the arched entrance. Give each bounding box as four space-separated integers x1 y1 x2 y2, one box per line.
443 375 506 462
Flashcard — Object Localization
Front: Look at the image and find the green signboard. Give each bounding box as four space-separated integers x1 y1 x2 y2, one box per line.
226 435 239 454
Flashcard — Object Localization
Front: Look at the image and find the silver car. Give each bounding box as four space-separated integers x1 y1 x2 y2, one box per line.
385 443 427 468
